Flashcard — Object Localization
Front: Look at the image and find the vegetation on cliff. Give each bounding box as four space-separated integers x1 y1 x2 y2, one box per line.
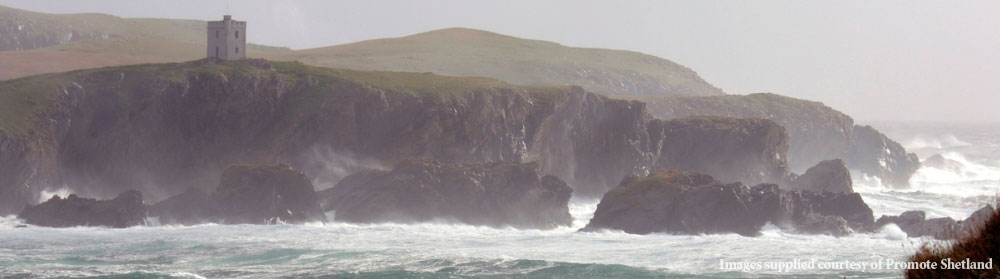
906 205 1000 278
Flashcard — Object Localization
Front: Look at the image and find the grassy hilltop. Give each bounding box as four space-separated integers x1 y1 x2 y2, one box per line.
0 6 720 97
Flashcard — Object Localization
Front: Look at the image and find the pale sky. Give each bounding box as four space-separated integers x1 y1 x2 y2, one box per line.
1 0 997 123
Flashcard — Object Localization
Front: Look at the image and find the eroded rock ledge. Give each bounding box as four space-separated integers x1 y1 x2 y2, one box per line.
319 158 573 229
581 169 874 236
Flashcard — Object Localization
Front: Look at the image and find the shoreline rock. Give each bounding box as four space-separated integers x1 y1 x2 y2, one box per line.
319 159 573 229
875 205 996 239
789 159 852 193
17 190 147 228
149 163 327 225
582 169 874 236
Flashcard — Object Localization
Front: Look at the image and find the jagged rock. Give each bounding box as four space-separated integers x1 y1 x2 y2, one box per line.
213 164 327 224
797 190 874 231
148 187 220 225
582 170 874 236
845 125 920 187
17 190 147 228
966 205 996 227
875 205 996 239
319 159 572 229
790 159 853 193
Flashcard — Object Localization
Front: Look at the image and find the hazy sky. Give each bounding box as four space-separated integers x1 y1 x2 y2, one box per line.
2 0 997 123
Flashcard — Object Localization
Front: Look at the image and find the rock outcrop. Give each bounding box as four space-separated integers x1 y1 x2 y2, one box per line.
319 159 573 229
582 170 874 236
212 164 327 224
789 159 853 193
846 125 921 187
632 93 920 187
17 190 147 228
875 205 997 239
149 164 327 225
0 60 797 215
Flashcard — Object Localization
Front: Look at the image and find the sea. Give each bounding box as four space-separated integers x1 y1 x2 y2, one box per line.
1 122 997 278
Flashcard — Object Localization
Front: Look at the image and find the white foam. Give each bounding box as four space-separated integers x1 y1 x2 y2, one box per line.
878 223 908 240
37 187 74 204
904 134 971 150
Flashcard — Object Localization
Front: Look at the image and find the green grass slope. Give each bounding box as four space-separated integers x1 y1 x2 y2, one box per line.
0 5 288 80
1 6 722 97
264 28 723 97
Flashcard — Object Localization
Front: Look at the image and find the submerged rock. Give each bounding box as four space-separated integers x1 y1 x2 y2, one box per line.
17 190 147 228
320 159 573 229
582 170 874 236
790 159 852 193
875 205 996 239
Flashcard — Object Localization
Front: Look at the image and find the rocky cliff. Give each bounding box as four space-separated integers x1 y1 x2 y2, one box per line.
320 159 572 229
627 93 920 187
0 59 792 215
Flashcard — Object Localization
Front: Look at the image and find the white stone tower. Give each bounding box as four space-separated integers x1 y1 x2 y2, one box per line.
206 15 246 60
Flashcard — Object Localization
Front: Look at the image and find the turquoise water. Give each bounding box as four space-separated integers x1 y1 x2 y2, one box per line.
2 123 997 278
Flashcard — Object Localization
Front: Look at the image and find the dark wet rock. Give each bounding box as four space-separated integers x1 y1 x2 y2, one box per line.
845 125 920 187
875 205 997 239
148 164 327 225
213 164 327 224
790 159 853 193
582 170 874 236
148 187 220 226
319 159 572 229
17 190 147 228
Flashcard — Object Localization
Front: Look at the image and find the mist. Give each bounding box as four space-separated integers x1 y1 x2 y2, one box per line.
1 0 997 123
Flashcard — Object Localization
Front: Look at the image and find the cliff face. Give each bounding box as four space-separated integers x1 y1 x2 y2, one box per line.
631 93 920 187
0 59 792 215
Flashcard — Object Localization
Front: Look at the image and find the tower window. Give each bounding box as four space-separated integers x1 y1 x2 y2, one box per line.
216 30 219 38
236 47 239 54
236 31 239 38
216 46 219 57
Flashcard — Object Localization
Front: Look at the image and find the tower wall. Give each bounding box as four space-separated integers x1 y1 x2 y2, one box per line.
206 15 246 60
